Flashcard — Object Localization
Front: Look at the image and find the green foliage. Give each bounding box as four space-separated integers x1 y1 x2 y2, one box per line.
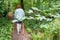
24 0 60 40
0 0 8 17
0 0 60 40
0 0 4 15
24 18 60 40
0 18 12 40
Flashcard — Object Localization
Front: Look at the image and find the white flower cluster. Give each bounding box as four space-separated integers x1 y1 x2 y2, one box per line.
36 16 46 21
32 7 39 11
25 13 53 21
35 14 41 17
28 7 39 14
28 10 33 13
49 13 60 18
35 14 52 21
27 7 60 21
46 18 52 21
27 16 34 20
54 14 60 18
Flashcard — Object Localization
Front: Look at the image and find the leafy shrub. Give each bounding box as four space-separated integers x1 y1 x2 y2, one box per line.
0 18 12 40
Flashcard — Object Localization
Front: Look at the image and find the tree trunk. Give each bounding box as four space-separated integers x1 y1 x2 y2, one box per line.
21 0 24 10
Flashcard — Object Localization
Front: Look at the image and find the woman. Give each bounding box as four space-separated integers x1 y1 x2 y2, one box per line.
12 4 25 35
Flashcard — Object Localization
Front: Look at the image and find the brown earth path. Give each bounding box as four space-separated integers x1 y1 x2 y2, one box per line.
12 23 31 40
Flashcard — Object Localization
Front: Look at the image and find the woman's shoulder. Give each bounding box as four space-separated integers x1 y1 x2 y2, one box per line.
16 8 23 11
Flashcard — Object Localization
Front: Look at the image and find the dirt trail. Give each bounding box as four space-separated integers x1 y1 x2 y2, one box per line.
12 24 31 40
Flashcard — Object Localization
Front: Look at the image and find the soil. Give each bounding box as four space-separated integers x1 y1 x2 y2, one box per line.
12 23 31 40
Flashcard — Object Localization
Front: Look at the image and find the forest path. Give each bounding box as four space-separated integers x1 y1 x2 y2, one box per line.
12 24 31 40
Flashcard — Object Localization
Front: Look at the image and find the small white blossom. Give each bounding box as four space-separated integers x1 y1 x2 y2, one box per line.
35 15 45 20
27 16 34 19
41 16 46 20
54 14 60 18
39 17 44 21
32 7 39 11
46 18 52 21
54 16 60 18
28 10 33 13
35 14 41 17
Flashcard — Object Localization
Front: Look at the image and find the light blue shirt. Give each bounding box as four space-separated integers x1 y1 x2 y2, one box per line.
14 8 25 21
